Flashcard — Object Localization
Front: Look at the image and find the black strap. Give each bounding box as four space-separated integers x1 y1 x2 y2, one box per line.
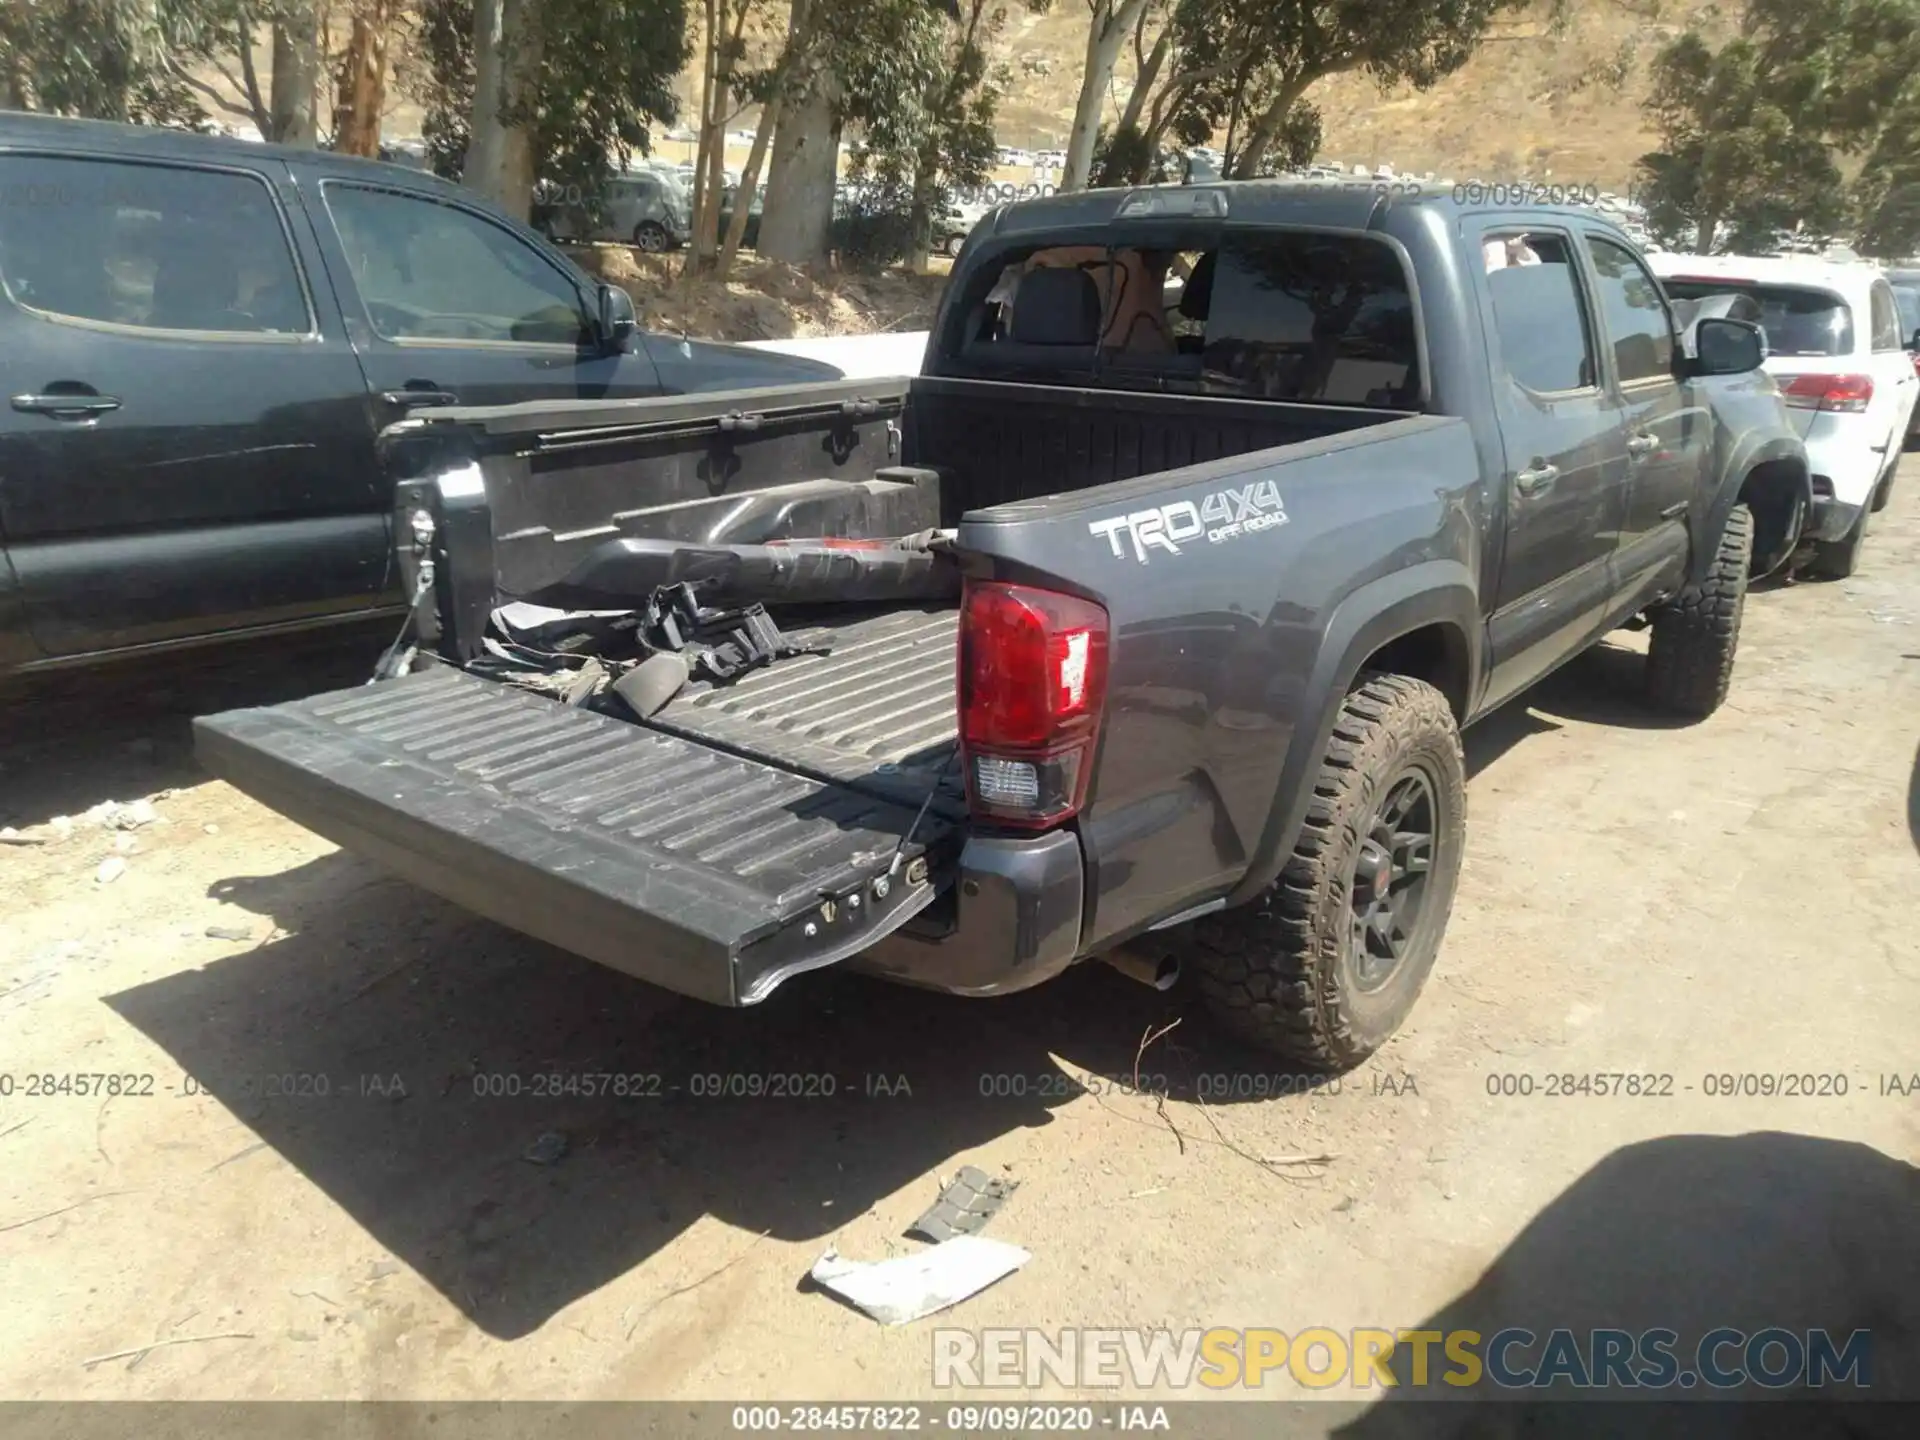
639 582 830 684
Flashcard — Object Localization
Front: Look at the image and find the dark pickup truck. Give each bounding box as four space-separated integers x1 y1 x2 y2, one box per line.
0 114 836 675
194 184 1809 1068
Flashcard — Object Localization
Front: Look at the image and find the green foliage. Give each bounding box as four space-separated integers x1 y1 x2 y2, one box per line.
413 0 688 198
1636 0 1920 255
0 0 228 127
840 0 1023 266
1134 0 1524 179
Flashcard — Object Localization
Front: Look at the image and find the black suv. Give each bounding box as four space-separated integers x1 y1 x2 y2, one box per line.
0 114 838 674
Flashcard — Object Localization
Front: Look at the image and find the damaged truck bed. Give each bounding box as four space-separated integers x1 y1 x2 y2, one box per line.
195 184 1782 1068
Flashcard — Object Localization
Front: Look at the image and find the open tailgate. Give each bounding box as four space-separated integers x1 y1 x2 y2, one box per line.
193 666 955 1006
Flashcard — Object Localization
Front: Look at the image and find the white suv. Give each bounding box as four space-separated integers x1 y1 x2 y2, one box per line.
1650 253 1919 577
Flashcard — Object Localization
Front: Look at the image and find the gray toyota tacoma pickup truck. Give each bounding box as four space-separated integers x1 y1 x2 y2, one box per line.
193 184 1809 1069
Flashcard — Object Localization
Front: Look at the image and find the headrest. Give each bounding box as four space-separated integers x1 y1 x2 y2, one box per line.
1179 250 1217 320
1011 265 1101 346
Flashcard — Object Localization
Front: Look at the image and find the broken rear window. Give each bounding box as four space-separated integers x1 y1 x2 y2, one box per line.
942 230 1420 408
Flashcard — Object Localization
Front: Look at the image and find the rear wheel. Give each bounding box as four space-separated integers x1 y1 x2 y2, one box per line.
944 233 966 257
1807 499 1868 580
1183 674 1465 1071
1645 503 1751 717
633 221 671 253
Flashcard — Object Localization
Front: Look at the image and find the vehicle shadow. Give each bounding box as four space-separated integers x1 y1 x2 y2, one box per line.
1332 1131 1920 1438
1908 740 1920 859
1522 640 1696 732
106 849 1239 1341
0 623 391 832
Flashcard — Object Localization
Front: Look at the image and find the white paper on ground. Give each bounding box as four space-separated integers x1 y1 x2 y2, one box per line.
809 1235 1030 1325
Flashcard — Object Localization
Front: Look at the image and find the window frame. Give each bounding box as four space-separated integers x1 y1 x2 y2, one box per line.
1868 280 1903 353
1581 231 1679 390
1196 228 1426 408
0 149 319 344
934 224 1432 410
1479 225 1602 400
319 178 593 352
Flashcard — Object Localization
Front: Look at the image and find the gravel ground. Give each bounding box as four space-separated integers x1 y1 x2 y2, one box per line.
1 467 1917 1419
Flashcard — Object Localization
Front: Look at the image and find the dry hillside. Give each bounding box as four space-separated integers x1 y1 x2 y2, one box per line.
983 0 1727 187
201 2 1725 192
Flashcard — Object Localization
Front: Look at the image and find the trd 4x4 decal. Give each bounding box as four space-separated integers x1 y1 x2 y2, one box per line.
1087 479 1289 563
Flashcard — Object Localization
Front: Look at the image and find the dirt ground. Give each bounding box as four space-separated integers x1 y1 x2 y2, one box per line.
568 246 949 346
2 469 1918 1417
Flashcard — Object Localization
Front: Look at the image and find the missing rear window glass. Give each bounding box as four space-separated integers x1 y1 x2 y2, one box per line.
948 231 1419 407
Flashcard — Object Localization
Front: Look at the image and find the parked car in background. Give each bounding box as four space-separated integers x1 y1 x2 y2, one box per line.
538 167 691 252
1886 267 1920 444
1651 253 1919 577
0 113 842 676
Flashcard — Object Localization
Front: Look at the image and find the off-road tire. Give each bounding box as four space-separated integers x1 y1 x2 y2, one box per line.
1645 503 1752 717
1182 674 1466 1072
633 221 671 253
1806 496 1867 581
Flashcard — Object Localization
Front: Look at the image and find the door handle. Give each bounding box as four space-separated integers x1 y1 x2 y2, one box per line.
12 392 122 418
1626 432 1659 458
1514 462 1560 497
380 389 459 409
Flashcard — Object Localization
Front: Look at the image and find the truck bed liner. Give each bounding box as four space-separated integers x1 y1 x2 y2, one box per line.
193 665 956 1006
650 604 963 817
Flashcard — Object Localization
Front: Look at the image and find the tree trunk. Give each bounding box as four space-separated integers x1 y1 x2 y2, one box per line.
463 0 542 219
1229 73 1313 179
332 3 395 157
757 68 840 267
905 127 942 274
684 0 720 270
1117 24 1170 136
269 5 321 146
1062 0 1152 192
1696 214 1719 253
718 87 781 279
3 48 27 111
717 0 807 279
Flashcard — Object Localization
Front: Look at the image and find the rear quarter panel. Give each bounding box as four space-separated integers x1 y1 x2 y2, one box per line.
954 412 1485 951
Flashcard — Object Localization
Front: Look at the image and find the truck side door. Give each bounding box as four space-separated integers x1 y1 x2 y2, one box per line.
304 178 664 423
1476 226 1632 710
0 148 387 658
1581 231 1701 605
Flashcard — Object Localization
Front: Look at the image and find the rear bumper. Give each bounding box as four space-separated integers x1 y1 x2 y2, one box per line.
194 665 1088 1007
854 828 1086 997
1801 418 1886 509
1807 496 1864 544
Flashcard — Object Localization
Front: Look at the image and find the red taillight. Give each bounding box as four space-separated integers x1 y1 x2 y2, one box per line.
1780 372 1873 413
958 579 1109 828
1910 353 1920 379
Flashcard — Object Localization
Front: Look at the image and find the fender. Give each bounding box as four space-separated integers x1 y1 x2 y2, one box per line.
1696 432 1809 586
1224 559 1482 909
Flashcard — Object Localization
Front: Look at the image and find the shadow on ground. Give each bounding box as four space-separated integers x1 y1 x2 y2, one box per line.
89 612 1698 1344
108 852 1214 1340
1908 740 1920 858
0 623 391 830
1333 1131 1920 1439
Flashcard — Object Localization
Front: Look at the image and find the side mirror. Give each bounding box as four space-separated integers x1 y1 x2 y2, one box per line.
595 282 637 354
1689 316 1766 376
